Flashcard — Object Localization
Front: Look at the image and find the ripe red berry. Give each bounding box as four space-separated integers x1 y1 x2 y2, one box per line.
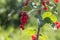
54 0 59 3
44 7 48 11
20 12 28 25
56 24 60 29
32 35 36 40
54 22 60 29
20 24 24 30
24 0 30 6
42 2 46 7
20 17 28 25
54 22 59 25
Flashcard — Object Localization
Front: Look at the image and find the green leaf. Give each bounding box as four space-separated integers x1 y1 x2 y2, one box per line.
39 35 48 40
42 12 52 19
50 15 57 22
42 11 57 22
44 17 52 23
12 14 18 19
24 28 36 36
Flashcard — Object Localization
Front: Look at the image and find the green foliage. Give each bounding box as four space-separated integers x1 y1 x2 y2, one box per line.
40 24 56 40
0 0 60 40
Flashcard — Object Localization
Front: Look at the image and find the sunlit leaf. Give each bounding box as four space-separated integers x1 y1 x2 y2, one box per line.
42 12 52 19
39 35 48 40
50 15 57 22
42 11 57 22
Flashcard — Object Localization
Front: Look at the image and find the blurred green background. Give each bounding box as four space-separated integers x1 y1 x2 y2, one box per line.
0 0 60 40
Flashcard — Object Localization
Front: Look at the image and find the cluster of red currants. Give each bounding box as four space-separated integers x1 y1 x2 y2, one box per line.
41 0 59 11
41 0 49 11
20 11 29 30
20 0 30 30
54 22 60 29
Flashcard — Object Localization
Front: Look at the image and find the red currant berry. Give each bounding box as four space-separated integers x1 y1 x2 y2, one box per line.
32 35 36 40
44 7 48 11
54 22 60 29
42 2 46 7
54 22 59 25
54 0 59 3
20 24 24 30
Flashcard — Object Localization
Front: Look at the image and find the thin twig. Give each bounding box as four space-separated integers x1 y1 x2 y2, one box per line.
36 25 40 40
